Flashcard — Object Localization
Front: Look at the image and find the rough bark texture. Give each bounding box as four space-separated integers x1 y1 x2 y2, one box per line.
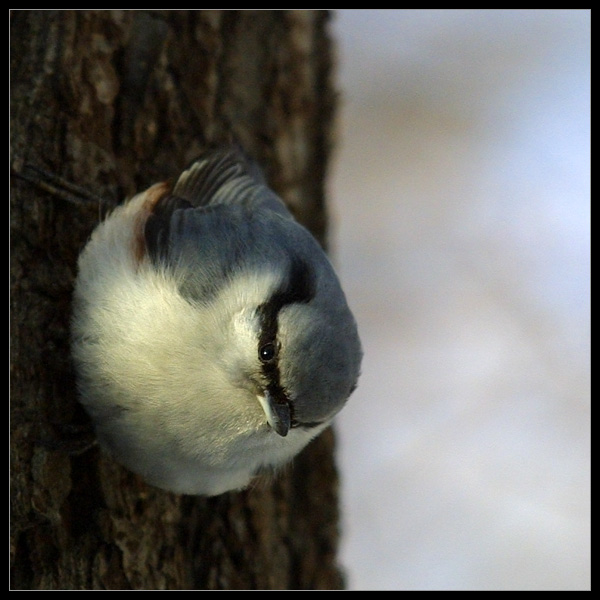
10 10 343 590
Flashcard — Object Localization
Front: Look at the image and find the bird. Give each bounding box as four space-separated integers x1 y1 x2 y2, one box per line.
71 146 362 496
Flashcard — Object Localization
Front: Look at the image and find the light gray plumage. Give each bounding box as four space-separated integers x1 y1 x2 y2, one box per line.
71 146 362 496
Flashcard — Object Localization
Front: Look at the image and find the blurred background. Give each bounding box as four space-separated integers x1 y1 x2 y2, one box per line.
329 9 590 591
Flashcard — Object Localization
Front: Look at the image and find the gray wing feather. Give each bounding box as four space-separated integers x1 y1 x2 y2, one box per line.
172 147 290 216
144 147 290 266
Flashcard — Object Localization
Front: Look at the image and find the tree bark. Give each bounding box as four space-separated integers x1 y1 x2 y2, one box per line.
10 10 342 590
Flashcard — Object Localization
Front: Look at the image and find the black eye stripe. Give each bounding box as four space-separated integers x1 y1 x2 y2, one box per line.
270 255 316 309
257 256 315 350
256 256 316 410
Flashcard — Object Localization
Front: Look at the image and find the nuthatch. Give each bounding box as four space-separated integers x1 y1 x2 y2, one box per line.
71 146 362 496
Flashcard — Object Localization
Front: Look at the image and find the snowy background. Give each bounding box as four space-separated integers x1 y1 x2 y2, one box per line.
329 9 590 591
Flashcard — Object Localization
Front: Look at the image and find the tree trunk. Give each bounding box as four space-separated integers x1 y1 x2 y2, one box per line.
10 10 342 590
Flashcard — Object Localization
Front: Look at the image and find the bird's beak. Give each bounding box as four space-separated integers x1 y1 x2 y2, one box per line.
257 390 290 437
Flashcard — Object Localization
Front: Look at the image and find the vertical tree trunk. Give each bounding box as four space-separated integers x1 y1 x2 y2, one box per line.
10 10 342 589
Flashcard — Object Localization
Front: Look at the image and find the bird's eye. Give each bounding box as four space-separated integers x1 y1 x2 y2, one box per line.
259 342 277 363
